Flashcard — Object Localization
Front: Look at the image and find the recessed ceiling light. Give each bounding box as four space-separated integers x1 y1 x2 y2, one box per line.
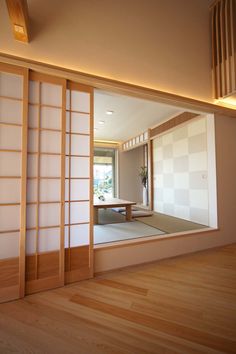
99 120 105 125
106 110 114 115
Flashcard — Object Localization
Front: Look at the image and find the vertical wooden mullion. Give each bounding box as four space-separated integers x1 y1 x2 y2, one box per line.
89 89 94 276
211 6 217 98
152 138 154 211
35 82 41 280
19 67 29 298
216 2 223 98
220 0 227 96
225 0 231 93
229 0 236 91
148 136 153 211
68 89 72 272
59 80 66 285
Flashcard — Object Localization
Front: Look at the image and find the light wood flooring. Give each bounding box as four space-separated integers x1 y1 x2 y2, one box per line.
0 244 236 354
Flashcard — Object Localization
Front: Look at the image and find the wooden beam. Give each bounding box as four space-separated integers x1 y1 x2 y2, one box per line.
150 112 199 139
5 0 29 43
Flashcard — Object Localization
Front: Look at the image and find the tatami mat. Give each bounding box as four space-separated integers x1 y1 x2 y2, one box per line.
94 221 165 244
136 212 207 233
96 209 126 224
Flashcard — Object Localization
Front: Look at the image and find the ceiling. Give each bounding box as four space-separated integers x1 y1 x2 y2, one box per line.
94 90 183 141
0 1 208 141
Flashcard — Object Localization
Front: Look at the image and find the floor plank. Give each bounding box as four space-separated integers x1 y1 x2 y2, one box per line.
0 244 236 353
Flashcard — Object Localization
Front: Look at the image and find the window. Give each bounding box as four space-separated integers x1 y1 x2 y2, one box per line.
94 148 116 199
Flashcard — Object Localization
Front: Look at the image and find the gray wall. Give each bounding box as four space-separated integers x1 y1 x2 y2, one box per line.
118 146 143 203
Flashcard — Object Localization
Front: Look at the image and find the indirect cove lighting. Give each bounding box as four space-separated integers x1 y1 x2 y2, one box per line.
218 97 236 107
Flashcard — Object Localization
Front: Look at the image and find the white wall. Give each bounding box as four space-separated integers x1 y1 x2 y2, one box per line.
118 146 143 203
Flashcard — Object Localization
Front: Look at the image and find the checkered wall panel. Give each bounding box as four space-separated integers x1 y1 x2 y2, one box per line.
153 116 209 226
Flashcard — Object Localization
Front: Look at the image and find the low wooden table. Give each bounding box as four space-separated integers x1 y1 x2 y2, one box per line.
93 198 136 224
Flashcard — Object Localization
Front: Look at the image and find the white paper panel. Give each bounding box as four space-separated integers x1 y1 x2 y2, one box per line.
27 179 37 203
0 151 21 176
0 98 22 124
69 179 90 201
140 134 144 142
64 224 89 248
64 226 69 248
136 136 140 144
26 204 37 228
29 81 39 104
65 179 90 201
0 205 20 231
71 112 90 134
28 105 38 128
66 111 70 132
66 89 70 110
40 179 61 202
65 179 69 201
40 130 61 153
0 232 19 259
0 72 23 99
27 155 38 178
71 91 90 113
144 131 148 140
28 130 38 152
41 106 62 130
65 201 89 224
26 230 36 255
0 179 21 203
38 227 60 252
40 155 61 177
70 134 90 156
66 156 90 178
41 83 62 106
39 203 60 227
0 125 21 150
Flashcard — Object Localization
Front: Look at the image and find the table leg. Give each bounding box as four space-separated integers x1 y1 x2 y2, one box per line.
126 205 132 221
94 207 98 224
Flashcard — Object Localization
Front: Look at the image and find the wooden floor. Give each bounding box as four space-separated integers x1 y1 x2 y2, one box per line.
0 245 236 354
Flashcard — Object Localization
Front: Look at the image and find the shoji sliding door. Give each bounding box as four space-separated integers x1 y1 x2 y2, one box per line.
65 82 93 284
25 72 66 294
0 63 28 303
0 62 94 300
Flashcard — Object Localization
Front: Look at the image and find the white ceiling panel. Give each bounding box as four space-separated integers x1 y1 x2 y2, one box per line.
94 90 183 141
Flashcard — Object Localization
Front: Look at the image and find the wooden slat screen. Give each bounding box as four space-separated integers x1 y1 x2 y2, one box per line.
210 0 236 99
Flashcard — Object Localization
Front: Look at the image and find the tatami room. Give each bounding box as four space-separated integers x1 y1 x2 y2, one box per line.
0 1 236 353
92 89 218 245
